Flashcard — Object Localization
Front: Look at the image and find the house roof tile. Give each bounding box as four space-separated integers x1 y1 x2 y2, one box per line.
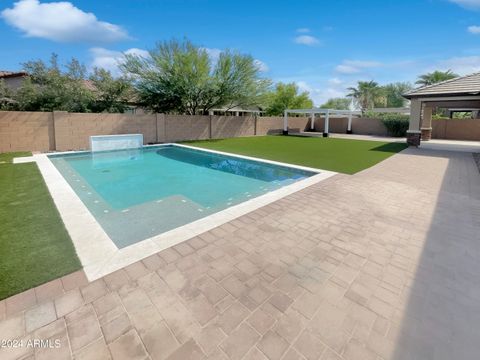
404 72 480 98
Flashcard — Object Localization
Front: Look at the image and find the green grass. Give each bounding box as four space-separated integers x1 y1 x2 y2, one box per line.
0 152 81 300
185 135 407 174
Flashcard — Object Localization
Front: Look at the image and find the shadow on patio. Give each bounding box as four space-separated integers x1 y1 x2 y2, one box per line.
386 149 480 359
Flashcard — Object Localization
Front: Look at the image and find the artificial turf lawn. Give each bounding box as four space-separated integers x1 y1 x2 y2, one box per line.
0 152 81 300
185 135 408 174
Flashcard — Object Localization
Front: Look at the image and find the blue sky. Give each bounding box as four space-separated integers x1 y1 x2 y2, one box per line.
2 0 480 104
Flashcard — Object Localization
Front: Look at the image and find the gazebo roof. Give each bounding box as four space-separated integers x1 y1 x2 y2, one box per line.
404 72 480 99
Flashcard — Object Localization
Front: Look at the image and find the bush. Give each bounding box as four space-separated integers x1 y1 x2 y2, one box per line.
379 114 410 137
363 112 410 137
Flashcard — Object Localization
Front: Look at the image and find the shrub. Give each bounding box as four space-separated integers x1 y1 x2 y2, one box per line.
379 114 410 137
363 112 410 136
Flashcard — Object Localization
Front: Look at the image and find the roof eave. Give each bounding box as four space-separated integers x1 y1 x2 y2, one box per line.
402 92 480 100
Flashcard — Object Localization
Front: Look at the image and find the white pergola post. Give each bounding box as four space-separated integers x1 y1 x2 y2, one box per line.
347 113 353 134
406 99 422 146
323 110 330 137
283 108 360 137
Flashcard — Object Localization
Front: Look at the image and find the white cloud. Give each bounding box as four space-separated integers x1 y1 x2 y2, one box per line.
201 47 268 72
328 77 343 85
1 0 129 43
449 0 480 9
124 48 150 58
296 28 310 33
468 25 480 33
294 35 320 46
335 60 383 74
296 80 347 106
433 55 480 74
90 47 149 75
201 47 222 64
335 64 360 74
254 59 269 72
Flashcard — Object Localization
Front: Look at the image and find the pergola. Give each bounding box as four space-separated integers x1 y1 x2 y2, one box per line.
404 72 480 146
283 108 361 137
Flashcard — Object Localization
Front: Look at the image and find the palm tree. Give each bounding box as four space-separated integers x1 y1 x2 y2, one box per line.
347 81 385 113
415 70 458 87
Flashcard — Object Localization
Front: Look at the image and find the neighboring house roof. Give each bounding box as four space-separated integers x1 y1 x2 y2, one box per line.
0 71 28 79
211 106 263 113
404 72 480 99
82 79 97 91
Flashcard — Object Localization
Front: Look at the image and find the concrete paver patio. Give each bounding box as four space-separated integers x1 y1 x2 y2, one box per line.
1 147 479 360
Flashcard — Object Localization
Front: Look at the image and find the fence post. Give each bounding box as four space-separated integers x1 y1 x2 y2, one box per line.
155 113 166 143
209 115 213 139
254 114 257 136
52 111 68 151
50 111 56 151
155 113 158 143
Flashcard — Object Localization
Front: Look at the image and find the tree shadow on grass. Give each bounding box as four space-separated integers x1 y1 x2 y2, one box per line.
181 139 227 144
369 142 408 153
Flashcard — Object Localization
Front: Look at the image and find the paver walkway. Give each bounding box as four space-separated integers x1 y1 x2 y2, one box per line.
1 148 479 360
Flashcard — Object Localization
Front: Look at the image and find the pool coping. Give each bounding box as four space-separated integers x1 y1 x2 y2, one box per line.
29 144 337 281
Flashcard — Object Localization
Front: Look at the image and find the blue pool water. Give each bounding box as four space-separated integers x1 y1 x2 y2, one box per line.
49 145 316 248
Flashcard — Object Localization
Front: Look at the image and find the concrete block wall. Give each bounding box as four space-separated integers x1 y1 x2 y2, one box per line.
432 119 480 141
351 117 388 136
313 117 389 136
2 110 479 152
256 116 310 135
163 115 210 142
211 116 255 139
0 111 53 152
53 112 157 151
313 116 349 133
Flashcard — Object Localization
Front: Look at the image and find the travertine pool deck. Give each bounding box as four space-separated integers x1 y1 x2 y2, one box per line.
1 147 479 360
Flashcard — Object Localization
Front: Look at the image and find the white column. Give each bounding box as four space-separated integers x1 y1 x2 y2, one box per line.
407 99 422 146
310 112 315 130
283 111 288 134
408 99 422 131
324 110 330 137
347 112 352 133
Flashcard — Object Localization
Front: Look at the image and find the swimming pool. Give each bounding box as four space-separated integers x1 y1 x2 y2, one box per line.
49 144 317 248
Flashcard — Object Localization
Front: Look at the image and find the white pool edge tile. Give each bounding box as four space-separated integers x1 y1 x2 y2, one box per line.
33 145 337 281
13 156 36 163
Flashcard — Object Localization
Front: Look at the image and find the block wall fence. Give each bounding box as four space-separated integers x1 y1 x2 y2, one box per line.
1 110 479 152
0 111 313 152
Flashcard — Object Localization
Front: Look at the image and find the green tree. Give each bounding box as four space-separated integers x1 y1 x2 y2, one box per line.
14 77 39 111
263 82 313 116
319 97 351 110
214 51 270 111
121 39 269 114
347 81 385 113
381 82 413 108
89 68 133 113
0 79 17 110
415 70 458 87
20 54 94 112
